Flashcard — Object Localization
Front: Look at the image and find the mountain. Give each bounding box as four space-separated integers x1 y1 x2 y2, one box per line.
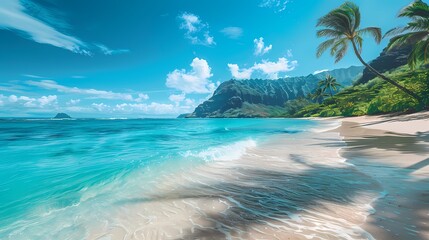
355 41 412 85
188 66 363 118
53 113 72 119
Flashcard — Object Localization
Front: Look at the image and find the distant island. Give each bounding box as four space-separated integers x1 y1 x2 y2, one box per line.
53 113 72 119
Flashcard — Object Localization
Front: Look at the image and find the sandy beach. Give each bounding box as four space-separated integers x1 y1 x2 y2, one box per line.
87 113 429 240
337 111 429 240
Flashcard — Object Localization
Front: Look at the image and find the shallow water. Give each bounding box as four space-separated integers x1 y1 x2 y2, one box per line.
0 118 380 239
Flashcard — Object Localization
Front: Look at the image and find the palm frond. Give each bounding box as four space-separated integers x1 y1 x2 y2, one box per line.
342 1 361 31
407 18 429 31
387 31 429 50
399 0 429 19
384 27 409 38
408 38 429 68
357 27 382 43
334 41 349 63
317 29 344 38
316 38 337 58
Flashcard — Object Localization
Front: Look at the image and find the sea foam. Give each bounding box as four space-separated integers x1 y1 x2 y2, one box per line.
183 139 257 162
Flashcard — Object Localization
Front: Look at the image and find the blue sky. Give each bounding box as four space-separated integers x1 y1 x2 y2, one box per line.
0 0 412 117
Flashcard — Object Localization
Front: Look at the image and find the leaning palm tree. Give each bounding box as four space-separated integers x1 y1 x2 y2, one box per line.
318 75 342 97
385 0 429 69
316 1 422 103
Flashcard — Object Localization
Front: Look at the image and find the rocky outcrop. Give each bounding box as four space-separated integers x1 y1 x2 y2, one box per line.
188 66 364 118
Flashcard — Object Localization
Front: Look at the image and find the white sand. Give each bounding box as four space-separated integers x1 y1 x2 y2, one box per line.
337 111 429 240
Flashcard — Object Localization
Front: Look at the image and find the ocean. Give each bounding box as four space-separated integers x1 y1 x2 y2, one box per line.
0 118 380 239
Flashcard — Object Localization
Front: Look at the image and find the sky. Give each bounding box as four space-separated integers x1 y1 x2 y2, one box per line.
0 0 413 117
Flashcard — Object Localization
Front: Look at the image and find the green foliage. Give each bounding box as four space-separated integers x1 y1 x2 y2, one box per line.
316 1 382 62
283 98 313 116
385 0 429 68
293 67 429 117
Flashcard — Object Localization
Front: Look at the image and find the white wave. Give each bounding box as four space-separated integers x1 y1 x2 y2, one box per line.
183 139 257 162
310 120 342 133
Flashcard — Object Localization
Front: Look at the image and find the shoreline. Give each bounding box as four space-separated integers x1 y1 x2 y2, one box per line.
334 111 429 239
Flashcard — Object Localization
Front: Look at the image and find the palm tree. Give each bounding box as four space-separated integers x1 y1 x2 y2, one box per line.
318 75 342 97
385 0 429 69
316 1 422 103
311 87 328 104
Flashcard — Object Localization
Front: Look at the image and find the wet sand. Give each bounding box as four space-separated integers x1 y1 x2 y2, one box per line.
87 112 429 240
90 129 383 239
337 111 429 240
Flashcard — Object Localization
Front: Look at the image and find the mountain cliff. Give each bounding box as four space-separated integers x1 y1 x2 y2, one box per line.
355 42 412 85
188 66 363 118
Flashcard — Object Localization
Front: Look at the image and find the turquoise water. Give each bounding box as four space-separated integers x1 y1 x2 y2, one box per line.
0 118 319 237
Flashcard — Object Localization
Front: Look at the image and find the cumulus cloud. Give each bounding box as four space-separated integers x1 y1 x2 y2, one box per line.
27 80 148 102
67 99 81 105
4 94 57 108
166 58 218 94
135 93 149 102
179 13 215 46
96 44 130 55
259 0 289 12
0 0 90 54
169 93 186 105
220 27 243 39
227 64 254 80
254 37 272 56
228 57 298 80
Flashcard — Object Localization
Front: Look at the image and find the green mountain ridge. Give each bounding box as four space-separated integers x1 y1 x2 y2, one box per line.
187 66 364 118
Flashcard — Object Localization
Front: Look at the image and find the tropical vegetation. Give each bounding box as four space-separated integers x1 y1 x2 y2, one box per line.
288 66 429 117
316 1 423 104
386 0 429 68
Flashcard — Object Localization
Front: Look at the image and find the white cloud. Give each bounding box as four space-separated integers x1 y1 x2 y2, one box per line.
22 74 44 79
313 69 329 75
67 99 81 105
91 103 109 112
220 27 243 39
254 57 297 79
96 44 130 55
227 64 254 80
259 0 289 12
38 95 57 106
286 49 293 58
184 98 195 106
169 93 186 106
8 95 18 103
4 94 57 108
27 80 137 101
0 0 90 54
135 93 149 102
166 58 218 94
228 57 298 80
254 37 272 56
179 13 215 46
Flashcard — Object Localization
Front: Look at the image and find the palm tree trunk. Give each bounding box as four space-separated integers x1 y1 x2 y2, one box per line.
351 40 423 104
329 87 333 97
